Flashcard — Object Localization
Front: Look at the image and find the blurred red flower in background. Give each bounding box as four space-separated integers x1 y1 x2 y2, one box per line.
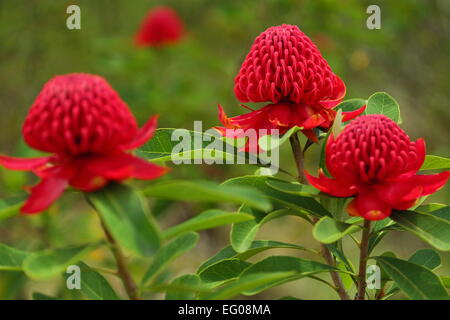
305 115 449 220
135 6 184 47
0 73 168 214
215 24 365 148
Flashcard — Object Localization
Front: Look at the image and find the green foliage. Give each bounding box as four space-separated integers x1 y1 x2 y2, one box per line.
421 155 450 171
366 92 401 123
143 180 272 212
313 216 360 244
391 208 450 251
88 183 162 257
0 194 26 221
374 256 448 300
0 243 28 271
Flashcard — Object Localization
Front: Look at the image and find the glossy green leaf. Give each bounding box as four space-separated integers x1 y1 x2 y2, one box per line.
223 176 331 218
142 232 199 286
88 183 161 257
257 126 300 151
198 240 308 273
32 292 58 300
63 262 119 300
313 216 360 244
0 244 28 271
137 128 248 162
366 92 401 123
23 245 97 279
163 209 254 241
420 155 450 171
202 272 295 300
143 180 271 212
164 274 211 300
409 249 441 270
337 98 367 113
373 256 448 300
441 276 450 288
198 259 252 284
238 256 340 295
390 210 450 251
265 180 319 197
0 194 26 221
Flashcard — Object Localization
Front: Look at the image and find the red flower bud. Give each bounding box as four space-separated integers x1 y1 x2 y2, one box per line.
135 6 184 47
0 73 168 214
216 24 364 149
305 115 449 220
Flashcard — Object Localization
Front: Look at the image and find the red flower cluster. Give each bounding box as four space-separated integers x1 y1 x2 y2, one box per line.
135 6 184 47
215 24 365 147
0 73 168 214
306 115 449 220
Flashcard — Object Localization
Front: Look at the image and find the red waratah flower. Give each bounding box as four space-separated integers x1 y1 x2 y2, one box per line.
215 24 365 149
0 73 168 214
135 6 184 47
305 114 449 221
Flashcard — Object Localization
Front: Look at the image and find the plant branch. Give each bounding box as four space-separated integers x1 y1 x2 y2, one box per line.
289 132 306 183
356 219 371 300
86 197 140 300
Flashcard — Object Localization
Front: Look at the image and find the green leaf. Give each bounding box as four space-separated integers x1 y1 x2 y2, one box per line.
197 240 308 273
23 245 97 279
265 180 319 197
337 98 367 113
143 180 271 212
441 276 450 289
136 128 246 162
373 256 448 300
141 232 199 286
0 194 27 221
366 92 401 123
165 274 210 300
257 126 300 151
32 292 58 300
409 249 441 270
238 256 340 295
313 216 360 244
230 206 295 252
163 209 253 241
223 176 331 218
0 244 28 271
420 155 450 171
62 262 120 300
198 259 252 284
390 210 450 251
88 183 161 257
202 272 295 300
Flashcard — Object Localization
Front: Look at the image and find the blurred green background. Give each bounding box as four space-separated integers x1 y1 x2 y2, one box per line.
0 0 449 299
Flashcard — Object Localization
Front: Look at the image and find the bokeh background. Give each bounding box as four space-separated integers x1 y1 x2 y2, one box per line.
0 0 449 299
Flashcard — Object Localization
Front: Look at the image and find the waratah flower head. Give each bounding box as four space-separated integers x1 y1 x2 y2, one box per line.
234 24 345 106
215 24 364 150
305 114 449 220
135 6 184 47
0 73 168 214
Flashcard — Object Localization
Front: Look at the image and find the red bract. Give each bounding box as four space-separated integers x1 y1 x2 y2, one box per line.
216 24 365 146
0 73 168 214
305 115 449 221
135 6 184 47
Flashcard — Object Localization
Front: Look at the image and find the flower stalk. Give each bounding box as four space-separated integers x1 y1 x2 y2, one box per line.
356 219 371 300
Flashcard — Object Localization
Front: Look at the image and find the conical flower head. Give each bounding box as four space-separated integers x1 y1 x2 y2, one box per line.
306 115 449 220
135 6 184 47
0 73 168 214
23 74 139 155
234 24 345 106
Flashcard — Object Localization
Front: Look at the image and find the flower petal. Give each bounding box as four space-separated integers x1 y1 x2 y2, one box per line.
126 154 170 180
21 175 68 214
319 76 346 109
346 189 391 221
121 115 159 150
0 155 53 171
341 104 366 122
305 170 358 197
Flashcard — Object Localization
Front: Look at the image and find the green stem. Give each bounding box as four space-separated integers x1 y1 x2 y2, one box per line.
86 197 140 300
356 219 371 300
289 133 306 183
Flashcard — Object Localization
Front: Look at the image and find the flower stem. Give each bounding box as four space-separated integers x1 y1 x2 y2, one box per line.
356 219 371 300
86 197 140 300
289 133 350 300
289 132 306 183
